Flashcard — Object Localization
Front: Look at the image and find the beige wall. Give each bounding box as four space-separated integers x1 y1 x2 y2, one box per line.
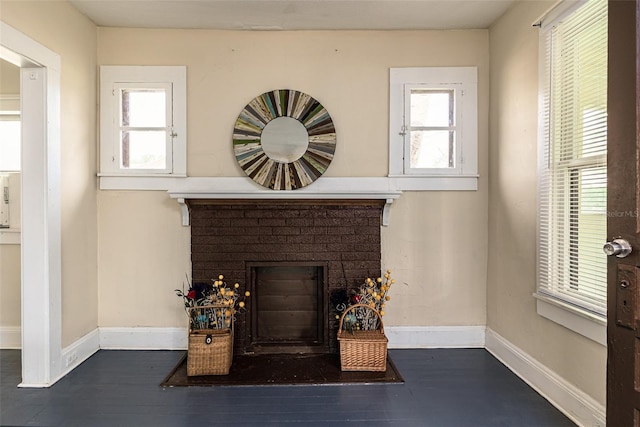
97 28 489 328
487 1 606 405
0 58 19 93
0 1 98 347
0 245 20 326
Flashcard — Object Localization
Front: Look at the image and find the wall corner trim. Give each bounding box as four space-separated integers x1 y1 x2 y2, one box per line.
485 328 605 427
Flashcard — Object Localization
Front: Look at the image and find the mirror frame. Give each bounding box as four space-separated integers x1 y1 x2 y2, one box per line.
233 89 336 190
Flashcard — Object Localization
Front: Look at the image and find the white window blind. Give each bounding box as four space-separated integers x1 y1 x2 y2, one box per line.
538 0 608 316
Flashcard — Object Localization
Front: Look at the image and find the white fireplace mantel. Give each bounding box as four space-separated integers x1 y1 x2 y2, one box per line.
167 177 402 226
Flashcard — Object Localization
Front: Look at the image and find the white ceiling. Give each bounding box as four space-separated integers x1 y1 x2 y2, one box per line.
68 0 516 31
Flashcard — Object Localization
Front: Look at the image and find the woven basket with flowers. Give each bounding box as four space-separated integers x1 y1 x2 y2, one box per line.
335 269 395 372
175 275 249 376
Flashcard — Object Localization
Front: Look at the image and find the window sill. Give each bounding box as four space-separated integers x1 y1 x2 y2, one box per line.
388 175 478 191
98 174 187 191
534 293 606 346
0 229 21 245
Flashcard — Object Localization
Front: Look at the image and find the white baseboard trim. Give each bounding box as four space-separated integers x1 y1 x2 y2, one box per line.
485 328 606 427
385 325 486 348
0 326 21 349
56 328 100 382
96 325 485 350
99 327 188 350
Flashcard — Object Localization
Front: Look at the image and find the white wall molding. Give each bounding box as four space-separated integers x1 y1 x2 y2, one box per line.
99 327 188 350
485 328 606 427
386 325 486 348
0 326 21 349
56 329 100 382
1 21 63 388
97 326 488 350
167 176 402 227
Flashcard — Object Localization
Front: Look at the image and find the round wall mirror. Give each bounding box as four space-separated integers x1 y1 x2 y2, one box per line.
261 117 309 163
233 89 336 190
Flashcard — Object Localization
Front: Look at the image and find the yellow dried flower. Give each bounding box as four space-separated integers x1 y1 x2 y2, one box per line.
386 269 391 274
234 283 240 288
380 310 385 316
377 277 382 283
391 279 396 284
218 274 224 280
238 301 245 308
225 309 232 317
385 296 391 301
375 295 381 301
245 291 251 297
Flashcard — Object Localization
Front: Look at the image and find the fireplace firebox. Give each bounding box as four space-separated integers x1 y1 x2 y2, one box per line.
248 263 328 354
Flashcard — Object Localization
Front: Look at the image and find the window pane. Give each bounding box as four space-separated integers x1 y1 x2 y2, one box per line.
538 0 608 314
121 130 166 169
0 120 21 171
410 90 453 127
410 130 454 169
121 89 166 127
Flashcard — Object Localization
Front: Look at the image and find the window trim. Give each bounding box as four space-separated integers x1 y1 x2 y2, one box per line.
534 293 606 346
389 67 478 191
535 0 607 343
99 66 187 190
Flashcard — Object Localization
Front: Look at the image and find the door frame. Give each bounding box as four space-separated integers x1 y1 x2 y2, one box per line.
0 21 62 387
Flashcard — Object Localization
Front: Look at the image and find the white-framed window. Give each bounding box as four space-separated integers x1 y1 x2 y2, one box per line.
536 0 608 345
0 95 20 172
99 66 186 190
389 67 478 191
0 95 20 235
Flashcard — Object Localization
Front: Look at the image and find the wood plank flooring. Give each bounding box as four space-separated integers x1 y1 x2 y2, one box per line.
0 349 575 426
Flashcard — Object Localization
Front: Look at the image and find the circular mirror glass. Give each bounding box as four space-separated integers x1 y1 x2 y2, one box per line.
260 117 309 163
233 89 336 190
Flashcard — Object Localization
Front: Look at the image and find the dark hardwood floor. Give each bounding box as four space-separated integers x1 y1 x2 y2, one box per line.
0 349 575 426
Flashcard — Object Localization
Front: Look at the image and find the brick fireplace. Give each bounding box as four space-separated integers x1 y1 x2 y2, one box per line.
187 199 384 355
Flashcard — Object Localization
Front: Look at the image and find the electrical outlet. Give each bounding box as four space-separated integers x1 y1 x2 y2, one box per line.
65 351 78 367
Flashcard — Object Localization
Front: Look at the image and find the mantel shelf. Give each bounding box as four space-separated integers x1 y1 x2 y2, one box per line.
167 177 402 226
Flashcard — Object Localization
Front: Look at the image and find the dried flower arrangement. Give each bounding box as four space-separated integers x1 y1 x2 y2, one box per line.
175 275 250 330
332 269 395 333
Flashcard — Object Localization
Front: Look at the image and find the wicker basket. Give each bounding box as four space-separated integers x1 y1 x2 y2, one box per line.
337 303 388 372
187 305 234 376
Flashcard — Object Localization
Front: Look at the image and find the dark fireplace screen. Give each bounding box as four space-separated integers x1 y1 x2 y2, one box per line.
248 263 328 354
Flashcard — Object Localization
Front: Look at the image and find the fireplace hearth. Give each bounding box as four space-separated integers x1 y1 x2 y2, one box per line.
188 199 384 355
